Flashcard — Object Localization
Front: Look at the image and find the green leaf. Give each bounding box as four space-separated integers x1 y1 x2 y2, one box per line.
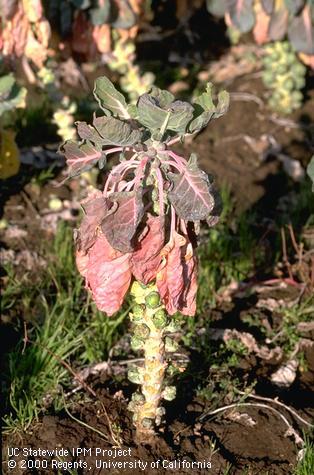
60 140 102 179
268 0 289 41
0 74 26 116
261 0 274 15
90 3 111 25
76 121 106 145
288 5 314 54
307 156 314 192
167 153 217 222
149 87 175 107
206 0 228 17
71 0 91 9
137 92 194 135
127 104 138 119
284 0 305 15
188 84 229 134
93 116 141 146
0 74 15 97
93 76 130 119
229 0 255 33
111 0 137 29
101 190 144 253
2 0 18 19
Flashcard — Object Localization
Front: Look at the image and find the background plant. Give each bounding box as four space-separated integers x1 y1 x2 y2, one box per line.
262 41 306 113
206 0 314 65
0 73 27 179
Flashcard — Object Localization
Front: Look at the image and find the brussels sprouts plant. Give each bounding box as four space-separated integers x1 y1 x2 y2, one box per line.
307 156 314 191
60 76 229 442
262 41 306 114
206 0 314 64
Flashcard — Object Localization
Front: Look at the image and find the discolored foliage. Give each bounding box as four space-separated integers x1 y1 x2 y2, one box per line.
60 76 229 316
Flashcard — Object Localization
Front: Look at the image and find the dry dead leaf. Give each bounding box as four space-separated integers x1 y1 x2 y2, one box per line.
271 359 298 388
225 410 257 427
210 328 283 363
285 427 304 446
0 248 46 270
2 226 28 240
206 45 261 83
253 1 270 45
92 24 111 54
256 297 292 311
22 0 43 23
297 322 314 333
278 154 305 182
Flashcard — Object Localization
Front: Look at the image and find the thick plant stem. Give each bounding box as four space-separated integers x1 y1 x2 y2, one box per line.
128 281 168 442
136 304 166 438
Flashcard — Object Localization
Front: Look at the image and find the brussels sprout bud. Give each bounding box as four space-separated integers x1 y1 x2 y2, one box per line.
165 319 180 333
165 336 178 352
262 71 273 86
283 78 294 92
286 52 296 65
128 400 136 412
132 392 145 404
163 385 176 401
151 188 158 201
272 90 282 101
294 77 305 89
167 363 179 377
155 406 166 425
141 417 154 429
292 90 303 102
132 304 145 321
152 309 168 329
262 56 273 67
131 336 145 351
134 324 150 339
156 406 166 417
292 63 306 76
281 42 290 52
128 366 143 384
145 291 160 308
270 51 279 61
276 64 287 75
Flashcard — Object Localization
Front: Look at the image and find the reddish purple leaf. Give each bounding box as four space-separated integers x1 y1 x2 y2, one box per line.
75 190 109 253
261 0 274 15
180 242 197 316
229 0 255 33
268 1 289 40
167 154 215 222
76 232 132 316
288 4 314 55
101 189 144 253
156 231 186 315
76 121 106 145
76 250 89 278
130 214 165 284
60 140 102 178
